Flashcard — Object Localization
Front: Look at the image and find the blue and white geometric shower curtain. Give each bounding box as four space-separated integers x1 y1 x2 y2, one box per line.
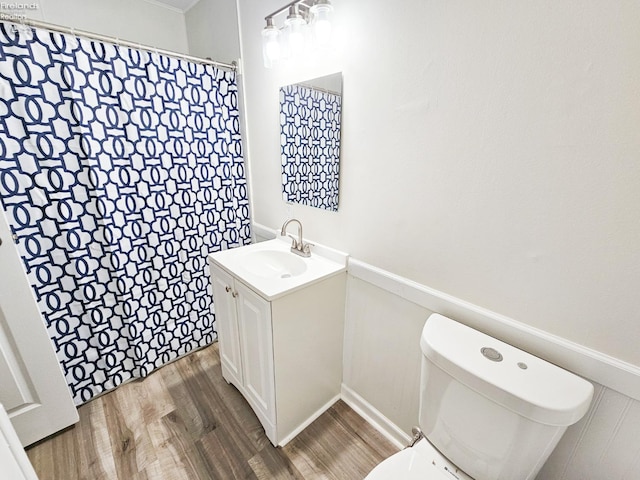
0 23 251 404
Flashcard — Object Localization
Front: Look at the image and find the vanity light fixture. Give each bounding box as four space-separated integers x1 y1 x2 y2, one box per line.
262 0 334 68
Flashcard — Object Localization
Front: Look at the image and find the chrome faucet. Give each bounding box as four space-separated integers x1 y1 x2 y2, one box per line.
280 218 313 257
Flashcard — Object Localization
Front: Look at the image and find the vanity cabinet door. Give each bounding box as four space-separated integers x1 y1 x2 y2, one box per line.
209 263 244 387
235 281 276 440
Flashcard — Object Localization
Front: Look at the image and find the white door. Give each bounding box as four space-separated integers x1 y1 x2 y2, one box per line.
0 209 78 447
209 262 244 386
0 404 39 480
235 282 276 432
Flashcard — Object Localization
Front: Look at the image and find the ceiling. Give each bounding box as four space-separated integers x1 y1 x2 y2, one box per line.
148 0 201 13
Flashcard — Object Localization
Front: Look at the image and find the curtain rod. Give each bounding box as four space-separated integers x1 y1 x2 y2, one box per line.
5 18 237 72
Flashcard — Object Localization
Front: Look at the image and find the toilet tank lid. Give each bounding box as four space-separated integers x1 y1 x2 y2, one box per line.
421 314 594 427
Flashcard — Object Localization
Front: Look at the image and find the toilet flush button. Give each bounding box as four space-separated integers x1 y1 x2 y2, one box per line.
481 347 503 362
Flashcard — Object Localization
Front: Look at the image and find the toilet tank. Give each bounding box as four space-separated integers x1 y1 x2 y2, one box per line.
419 314 593 480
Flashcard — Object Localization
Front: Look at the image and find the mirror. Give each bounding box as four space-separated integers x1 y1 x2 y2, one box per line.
280 72 342 212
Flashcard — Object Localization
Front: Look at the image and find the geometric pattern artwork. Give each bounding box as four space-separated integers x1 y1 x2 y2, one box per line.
0 23 251 404
280 83 341 211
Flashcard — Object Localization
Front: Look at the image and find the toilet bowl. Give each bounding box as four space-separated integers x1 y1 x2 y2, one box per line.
366 438 472 480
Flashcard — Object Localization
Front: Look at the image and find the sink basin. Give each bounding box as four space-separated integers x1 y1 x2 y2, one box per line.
208 237 347 300
241 250 307 279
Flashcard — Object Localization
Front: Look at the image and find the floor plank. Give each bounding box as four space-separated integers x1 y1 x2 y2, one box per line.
27 343 398 479
248 446 305 480
74 395 118 480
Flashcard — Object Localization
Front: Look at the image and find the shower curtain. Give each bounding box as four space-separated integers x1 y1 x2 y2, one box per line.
0 23 251 404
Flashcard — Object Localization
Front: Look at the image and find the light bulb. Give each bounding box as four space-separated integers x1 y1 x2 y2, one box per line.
284 6 308 59
261 19 281 68
310 1 333 46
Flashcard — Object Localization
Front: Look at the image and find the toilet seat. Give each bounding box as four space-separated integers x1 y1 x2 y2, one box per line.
365 438 473 480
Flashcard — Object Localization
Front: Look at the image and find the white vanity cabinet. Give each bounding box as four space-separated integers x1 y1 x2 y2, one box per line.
210 264 276 438
208 241 346 447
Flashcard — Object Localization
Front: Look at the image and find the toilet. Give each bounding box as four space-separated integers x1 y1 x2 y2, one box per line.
366 314 594 480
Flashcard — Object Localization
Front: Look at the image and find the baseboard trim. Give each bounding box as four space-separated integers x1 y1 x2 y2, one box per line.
341 384 409 450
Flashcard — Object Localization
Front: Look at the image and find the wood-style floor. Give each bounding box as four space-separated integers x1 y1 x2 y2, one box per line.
27 343 398 479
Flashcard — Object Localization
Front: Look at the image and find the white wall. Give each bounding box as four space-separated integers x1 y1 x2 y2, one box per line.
239 1 640 478
237 0 640 372
184 0 240 62
4 0 189 53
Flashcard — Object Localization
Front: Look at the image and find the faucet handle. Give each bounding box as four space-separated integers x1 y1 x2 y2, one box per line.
302 242 314 254
288 234 298 249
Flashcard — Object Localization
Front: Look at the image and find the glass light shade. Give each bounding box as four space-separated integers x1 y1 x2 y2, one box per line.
310 3 333 46
284 13 308 59
262 24 281 68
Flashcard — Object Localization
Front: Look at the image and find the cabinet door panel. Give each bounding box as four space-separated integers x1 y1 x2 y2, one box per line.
209 264 244 386
235 282 275 426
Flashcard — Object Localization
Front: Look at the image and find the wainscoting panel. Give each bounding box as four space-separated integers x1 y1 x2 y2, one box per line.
343 263 640 480
537 384 640 479
343 276 429 437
